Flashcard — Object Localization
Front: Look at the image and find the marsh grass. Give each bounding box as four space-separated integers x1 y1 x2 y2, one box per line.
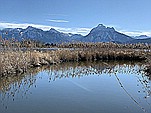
57 42 151 50
0 39 151 77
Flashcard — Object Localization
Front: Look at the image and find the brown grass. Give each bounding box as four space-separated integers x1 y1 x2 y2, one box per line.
0 51 56 76
0 41 151 77
57 42 151 49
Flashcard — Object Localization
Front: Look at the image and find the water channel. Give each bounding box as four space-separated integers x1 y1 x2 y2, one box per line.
0 61 150 113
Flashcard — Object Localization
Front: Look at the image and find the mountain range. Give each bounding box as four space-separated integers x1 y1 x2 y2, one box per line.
0 24 151 44
133 35 150 39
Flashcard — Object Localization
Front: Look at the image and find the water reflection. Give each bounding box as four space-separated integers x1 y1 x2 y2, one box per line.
0 61 150 113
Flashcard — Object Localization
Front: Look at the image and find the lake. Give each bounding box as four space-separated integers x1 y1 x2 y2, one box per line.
0 61 150 113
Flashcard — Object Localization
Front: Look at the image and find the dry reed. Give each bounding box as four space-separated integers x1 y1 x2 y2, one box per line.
0 39 151 77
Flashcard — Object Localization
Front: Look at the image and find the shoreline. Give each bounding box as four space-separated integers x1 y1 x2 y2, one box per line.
0 47 150 77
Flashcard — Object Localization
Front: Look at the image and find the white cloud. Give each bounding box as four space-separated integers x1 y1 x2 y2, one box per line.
0 22 90 35
0 22 51 30
102 24 151 37
119 30 151 37
46 19 69 23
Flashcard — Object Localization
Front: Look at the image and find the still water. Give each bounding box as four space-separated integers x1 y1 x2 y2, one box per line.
0 61 150 113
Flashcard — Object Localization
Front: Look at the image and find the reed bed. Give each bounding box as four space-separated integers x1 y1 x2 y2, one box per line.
0 40 151 77
53 48 148 62
57 42 151 50
0 50 56 76
56 42 151 77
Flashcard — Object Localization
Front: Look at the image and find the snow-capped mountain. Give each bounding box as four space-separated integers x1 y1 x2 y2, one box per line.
0 26 84 43
0 24 151 44
82 24 133 43
0 26 71 43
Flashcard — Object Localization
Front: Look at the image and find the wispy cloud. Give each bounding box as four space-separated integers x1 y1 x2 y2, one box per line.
0 22 51 30
119 30 151 37
102 24 151 37
0 22 90 35
58 27 91 35
46 19 69 23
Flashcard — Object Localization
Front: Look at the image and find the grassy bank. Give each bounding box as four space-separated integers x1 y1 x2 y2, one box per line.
0 39 151 77
0 47 150 77
0 50 56 76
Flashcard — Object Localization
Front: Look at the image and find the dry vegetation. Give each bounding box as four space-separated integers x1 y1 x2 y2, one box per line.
0 38 151 77
56 42 151 49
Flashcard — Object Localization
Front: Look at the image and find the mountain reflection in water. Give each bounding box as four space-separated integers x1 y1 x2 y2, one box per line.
0 61 150 113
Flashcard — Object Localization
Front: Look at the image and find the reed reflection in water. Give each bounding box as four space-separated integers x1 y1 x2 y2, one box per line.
0 61 150 113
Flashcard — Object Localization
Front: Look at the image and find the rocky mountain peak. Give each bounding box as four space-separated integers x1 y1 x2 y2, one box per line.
97 24 106 28
49 28 59 33
84 24 132 43
106 27 115 31
90 24 115 34
26 26 35 30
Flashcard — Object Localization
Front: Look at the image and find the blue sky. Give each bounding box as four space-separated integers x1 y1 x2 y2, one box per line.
0 0 151 36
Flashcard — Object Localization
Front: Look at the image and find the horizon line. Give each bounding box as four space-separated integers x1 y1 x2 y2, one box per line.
0 22 151 37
